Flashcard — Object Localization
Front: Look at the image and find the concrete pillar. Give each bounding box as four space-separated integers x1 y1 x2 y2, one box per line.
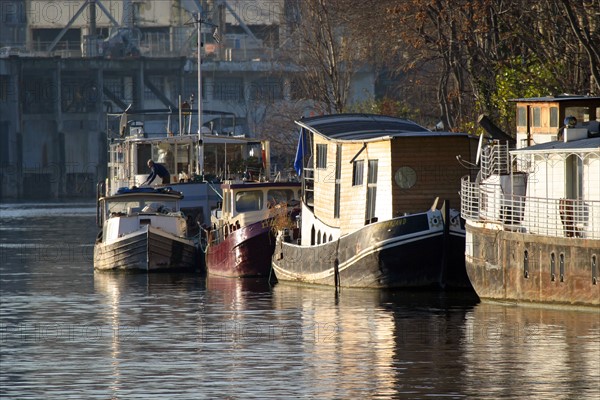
205 76 214 101
97 67 106 184
137 59 144 110
14 60 23 198
283 77 291 101
54 59 65 198
124 76 133 106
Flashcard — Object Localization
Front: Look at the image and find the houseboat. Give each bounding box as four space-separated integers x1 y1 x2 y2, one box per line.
94 187 198 271
205 180 300 278
272 114 477 289
461 95 600 307
103 109 273 230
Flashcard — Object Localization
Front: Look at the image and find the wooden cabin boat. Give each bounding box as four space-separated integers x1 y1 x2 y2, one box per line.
94 187 198 271
461 95 600 307
205 180 300 278
272 114 477 289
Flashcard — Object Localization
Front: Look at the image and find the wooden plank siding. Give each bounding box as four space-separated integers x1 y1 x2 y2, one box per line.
338 141 392 233
311 136 393 234
515 99 600 138
310 133 476 235
312 134 338 227
390 136 475 215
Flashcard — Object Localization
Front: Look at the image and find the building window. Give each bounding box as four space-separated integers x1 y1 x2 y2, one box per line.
214 78 244 102
316 144 327 169
249 79 283 102
532 107 541 127
550 107 558 127
352 160 364 186
0 76 9 102
517 107 527 126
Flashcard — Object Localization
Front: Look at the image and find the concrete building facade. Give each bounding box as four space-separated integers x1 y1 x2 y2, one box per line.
0 0 375 199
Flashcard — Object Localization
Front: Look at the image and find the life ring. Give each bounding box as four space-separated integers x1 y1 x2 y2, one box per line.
430 216 441 227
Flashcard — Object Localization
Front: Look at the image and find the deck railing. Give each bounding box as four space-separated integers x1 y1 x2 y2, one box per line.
461 176 600 239
480 141 510 179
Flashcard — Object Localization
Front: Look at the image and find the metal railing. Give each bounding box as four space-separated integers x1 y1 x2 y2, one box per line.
480 141 510 179
21 32 275 61
461 176 600 239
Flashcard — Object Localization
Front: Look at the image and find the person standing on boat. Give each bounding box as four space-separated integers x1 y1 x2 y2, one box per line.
142 160 171 186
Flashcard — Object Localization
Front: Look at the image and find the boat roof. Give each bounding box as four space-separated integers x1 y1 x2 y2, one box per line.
221 181 301 190
509 95 600 103
102 187 184 201
511 137 600 154
121 133 262 146
295 114 467 141
296 114 423 140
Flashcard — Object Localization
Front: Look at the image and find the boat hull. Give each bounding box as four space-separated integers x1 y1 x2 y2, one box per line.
205 220 275 278
94 225 198 272
273 212 468 288
465 223 600 307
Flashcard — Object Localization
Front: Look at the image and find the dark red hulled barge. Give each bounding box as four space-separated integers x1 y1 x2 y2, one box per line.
204 181 301 279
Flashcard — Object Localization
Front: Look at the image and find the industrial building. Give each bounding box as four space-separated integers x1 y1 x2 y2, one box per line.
0 0 375 199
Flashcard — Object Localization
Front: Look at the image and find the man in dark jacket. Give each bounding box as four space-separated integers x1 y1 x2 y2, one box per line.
142 159 171 185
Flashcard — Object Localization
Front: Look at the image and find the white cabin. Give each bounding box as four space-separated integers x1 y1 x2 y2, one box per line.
462 95 600 239
99 191 189 244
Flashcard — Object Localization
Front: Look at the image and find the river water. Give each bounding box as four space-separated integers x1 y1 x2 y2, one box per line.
1 202 598 399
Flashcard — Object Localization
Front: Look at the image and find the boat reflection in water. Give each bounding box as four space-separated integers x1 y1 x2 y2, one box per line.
91 273 599 398
270 285 599 398
93 272 206 399
462 303 600 398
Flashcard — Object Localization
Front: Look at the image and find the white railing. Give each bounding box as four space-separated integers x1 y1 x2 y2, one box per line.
461 176 600 239
480 141 510 179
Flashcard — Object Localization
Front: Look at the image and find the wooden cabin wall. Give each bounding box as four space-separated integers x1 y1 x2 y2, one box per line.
390 136 474 215
339 140 392 233
312 136 393 234
311 134 337 227
515 100 600 146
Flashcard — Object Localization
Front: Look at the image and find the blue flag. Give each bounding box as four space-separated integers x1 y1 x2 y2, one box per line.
293 129 306 176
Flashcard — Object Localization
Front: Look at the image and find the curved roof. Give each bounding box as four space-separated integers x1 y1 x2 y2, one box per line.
295 114 433 141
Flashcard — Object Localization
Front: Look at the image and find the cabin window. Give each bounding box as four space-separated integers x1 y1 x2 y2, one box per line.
550 107 559 127
365 160 378 224
136 144 152 174
565 106 590 123
235 190 263 212
267 189 295 206
334 144 342 218
223 191 231 213
517 107 527 126
532 107 541 127
316 144 327 169
352 160 364 186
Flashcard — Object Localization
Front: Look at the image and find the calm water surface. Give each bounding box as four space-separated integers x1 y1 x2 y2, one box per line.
1 202 599 399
